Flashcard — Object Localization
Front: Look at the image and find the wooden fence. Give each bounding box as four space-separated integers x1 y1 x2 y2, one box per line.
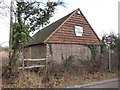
18 58 46 70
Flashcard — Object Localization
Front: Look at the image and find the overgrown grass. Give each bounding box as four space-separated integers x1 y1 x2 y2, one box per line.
2 71 44 88
2 66 118 88
44 71 118 88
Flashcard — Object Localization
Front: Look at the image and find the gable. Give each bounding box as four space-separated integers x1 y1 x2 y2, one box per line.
44 9 102 45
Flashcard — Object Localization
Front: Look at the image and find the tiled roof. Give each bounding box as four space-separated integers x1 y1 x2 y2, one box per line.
28 8 102 46
28 11 74 46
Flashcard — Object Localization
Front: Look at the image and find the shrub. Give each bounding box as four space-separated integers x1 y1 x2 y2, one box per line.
62 55 74 69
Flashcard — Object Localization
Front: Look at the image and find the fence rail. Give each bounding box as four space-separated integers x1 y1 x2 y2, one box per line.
24 58 46 61
18 58 46 70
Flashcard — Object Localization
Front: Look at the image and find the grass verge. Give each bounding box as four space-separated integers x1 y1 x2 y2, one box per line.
46 71 118 88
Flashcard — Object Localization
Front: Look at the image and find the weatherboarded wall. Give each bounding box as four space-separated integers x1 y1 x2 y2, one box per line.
46 43 92 63
24 44 46 59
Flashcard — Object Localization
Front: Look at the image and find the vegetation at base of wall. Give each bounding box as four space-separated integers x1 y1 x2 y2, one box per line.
87 45 98 60
42 55 74 84
62 55 74 69
42 54 103 83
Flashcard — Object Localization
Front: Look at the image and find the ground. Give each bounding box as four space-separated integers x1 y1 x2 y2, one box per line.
52 71 118 88
2 71 118 88
68 78 119 88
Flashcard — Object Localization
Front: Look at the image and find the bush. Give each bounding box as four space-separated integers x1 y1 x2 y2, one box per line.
62 55 74 69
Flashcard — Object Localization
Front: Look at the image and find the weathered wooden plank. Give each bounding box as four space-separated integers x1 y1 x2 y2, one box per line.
24 58 46 61
18 65 45 69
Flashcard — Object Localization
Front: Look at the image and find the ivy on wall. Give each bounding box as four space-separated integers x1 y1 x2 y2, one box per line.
87 45 98 60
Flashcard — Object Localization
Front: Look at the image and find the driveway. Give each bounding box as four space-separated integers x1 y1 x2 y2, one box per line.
67 78 119 88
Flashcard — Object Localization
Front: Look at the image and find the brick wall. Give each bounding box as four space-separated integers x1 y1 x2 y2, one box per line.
46 43 92 63
24 44 46 59
24 43 101 63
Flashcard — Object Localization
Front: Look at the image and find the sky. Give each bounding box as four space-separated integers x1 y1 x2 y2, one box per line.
0 0 119 46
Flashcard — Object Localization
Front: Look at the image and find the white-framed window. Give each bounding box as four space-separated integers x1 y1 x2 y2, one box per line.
74 26 83 36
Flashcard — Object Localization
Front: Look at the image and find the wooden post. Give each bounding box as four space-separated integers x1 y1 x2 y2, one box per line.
30 47 32 59
22 59 24 70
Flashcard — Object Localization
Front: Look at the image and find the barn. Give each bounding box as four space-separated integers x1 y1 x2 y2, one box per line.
24 8 102 64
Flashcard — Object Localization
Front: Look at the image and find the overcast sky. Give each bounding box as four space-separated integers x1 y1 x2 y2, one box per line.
0 0 119 46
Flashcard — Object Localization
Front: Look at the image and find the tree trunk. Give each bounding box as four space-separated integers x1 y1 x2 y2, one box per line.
9 49 20 74
7 43 22 77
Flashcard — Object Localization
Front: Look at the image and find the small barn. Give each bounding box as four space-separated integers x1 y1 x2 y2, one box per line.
24 8 102 64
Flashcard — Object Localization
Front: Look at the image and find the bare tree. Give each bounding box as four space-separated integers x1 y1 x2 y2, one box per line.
0 0 4 4
0 0 10 24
